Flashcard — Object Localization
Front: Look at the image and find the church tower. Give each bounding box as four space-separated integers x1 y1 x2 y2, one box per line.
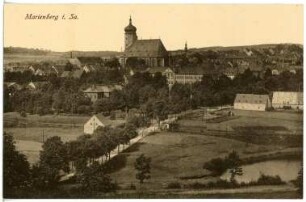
124 16 138 50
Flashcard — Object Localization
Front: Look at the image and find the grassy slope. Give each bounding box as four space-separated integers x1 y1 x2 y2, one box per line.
179 110 302 135
109 132 285 189
4 112 90 164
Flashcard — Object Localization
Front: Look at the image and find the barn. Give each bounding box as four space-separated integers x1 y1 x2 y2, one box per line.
84 114 125 134
234 94 271 111
272 91 303 110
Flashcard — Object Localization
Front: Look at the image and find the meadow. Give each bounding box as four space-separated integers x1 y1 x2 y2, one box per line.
108 131 297 190
4 112 90 164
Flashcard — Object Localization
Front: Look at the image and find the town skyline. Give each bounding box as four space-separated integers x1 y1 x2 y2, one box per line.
4 4 303 52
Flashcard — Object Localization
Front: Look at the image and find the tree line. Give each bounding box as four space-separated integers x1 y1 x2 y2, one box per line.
3 116 144 198
4 67 303 118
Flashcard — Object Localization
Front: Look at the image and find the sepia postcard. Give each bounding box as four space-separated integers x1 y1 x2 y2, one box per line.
3 4 304 199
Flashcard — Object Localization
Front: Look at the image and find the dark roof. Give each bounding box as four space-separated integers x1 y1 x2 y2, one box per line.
60 70 84 79
125 18 137 32
68 58 82 68
234 94 270 104
176 67 206 75
124 39 168 57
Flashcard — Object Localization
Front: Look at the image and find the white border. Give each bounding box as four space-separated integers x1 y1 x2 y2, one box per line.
0 1 305 202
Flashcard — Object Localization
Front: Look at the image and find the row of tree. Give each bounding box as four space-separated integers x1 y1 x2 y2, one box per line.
4 117 141 197
4 68 303 118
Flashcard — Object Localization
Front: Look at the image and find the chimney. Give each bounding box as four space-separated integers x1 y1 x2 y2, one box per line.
70 51 73 58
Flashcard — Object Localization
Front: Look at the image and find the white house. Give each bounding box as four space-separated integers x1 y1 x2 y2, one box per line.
234 94 271 111
84 114 125 134
272 91 303 110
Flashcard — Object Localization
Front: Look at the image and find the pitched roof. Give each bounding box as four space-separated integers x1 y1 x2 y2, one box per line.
83 84 122 93
68 58 82 68
94 114 125 128
60 70 84 79
124 39 168 57
72 69 84 79
234 94 270 104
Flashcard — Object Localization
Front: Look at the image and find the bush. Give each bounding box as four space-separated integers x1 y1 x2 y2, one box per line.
77 105 91 114
255 174 285 185
167 182 181 189
203 158 228 175
129 183 136 190
19 111 27 117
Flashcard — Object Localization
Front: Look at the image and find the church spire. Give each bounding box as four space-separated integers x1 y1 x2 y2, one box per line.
129 15 132 24
184 41 188 52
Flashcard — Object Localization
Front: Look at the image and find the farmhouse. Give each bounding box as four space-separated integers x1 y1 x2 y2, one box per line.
234 94 271 111
272 91 303 110
83 84 123 103
84 114 125 134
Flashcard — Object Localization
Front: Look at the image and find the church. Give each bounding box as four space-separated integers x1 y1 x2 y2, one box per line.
119 17 169 68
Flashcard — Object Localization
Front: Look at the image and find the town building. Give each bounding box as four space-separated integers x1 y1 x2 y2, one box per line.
272 91 303 110
234 94 271 111
166 67 204 86
26 81 48 91
83 84 123 103
120 17 169 68
84 114 125 134
60 69 85 79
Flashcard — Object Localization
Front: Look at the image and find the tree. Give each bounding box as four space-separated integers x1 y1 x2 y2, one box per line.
78 162 117 193
123 123 138 144
3 132 31 196
134 154 151 184
38 136 69 187
294 167 303 197
226 151 243 183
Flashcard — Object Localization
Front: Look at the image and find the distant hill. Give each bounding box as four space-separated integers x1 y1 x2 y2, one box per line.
4 44 303 70
4 47 121 57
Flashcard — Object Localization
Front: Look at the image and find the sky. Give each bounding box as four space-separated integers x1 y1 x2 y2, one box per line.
4 4 304 52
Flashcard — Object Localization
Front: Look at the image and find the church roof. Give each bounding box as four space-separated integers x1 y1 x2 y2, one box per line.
125 17 137 32
124 39 168 58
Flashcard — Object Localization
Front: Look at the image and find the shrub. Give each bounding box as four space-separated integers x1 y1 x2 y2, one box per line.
188 182 207 189
203 158 228 175
19 111 27 117
167 182 181 189
129 183 136 190
256 174 285 185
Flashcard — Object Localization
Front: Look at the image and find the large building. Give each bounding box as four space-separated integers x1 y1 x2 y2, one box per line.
272 91 303 110
234 94 271 111
120 17 169 68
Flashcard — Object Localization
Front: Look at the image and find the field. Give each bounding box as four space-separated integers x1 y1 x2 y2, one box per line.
4 112 90 164
4 54 68 64
178 109 302 135
104 109 303 194
108 131 297 190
